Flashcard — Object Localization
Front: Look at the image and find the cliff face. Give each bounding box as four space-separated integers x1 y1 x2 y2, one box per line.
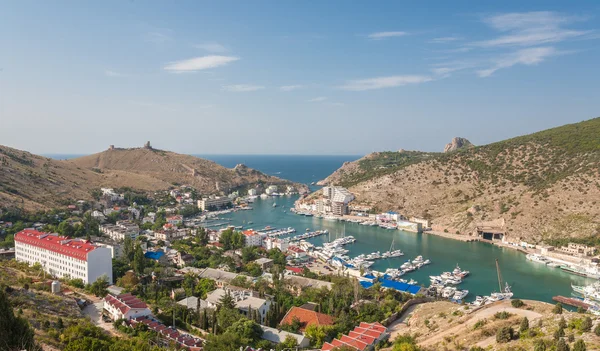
0 145 306 210
443 137 473 153
316 117 600 242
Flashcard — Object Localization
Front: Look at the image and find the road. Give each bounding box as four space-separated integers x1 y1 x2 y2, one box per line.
83 301 118 336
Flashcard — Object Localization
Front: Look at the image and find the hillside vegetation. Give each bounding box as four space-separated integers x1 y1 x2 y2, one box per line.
0 145 303 211
319 117 600 242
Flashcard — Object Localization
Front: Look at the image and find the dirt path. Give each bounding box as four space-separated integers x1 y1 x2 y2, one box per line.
387 304 420 340
418 301 542 347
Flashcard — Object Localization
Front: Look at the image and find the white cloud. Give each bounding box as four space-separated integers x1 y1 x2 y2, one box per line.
474 11 592 47
221 84 265 92
280 85 304 91
368 31 408 40
195 42 228 53
164 55 239 73
339 75 432 91
104 70 125 77
308 97 327 102
477 46 557 77
430 36 462 43
146 31 172 44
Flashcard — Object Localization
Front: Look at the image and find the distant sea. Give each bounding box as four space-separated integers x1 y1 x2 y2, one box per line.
43 154 359 186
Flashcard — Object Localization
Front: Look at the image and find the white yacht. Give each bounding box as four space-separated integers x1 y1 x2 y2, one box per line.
442 287 457 298
488 284 513 301
526 253 549 264
471 296 487 306
453 290 469 301
572 281 600 302
412 255 424 264
452 264 470 278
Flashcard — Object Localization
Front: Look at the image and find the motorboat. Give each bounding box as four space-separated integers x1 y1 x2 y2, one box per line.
408 279 418 285
442 287 457 298
444 277 462 285
526 253 549 264
453 290 469 301
412 255 424 264
471 296 487 306
452 264 470 278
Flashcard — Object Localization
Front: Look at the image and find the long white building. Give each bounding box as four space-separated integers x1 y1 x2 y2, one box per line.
15 229 113 284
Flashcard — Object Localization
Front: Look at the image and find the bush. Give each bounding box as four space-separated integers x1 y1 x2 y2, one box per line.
473 319 487 330
511 299 524 308
559 317 567 329
573 339 586 351
594 323 600 336
494 311 512 320
469 347 484 351
556 338 569 351
581 316 592 332
520 317 529 332
534 339 547 351
553 303 563 314
554 327 565 340
567 334 575 342
496 326 514 343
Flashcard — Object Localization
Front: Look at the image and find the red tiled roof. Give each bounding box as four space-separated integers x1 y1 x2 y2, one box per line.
280 306 334 332
285 266 303 274
15 229 97 261
320 322 387 351
104 293 148 315
131 316 203 349
287 245 305 253
243 230 258 237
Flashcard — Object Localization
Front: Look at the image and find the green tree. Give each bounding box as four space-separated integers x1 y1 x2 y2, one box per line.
88 275 109 297
217 292 236 310
553 302 563 314
216 308 242 334
57 317 64 330
559 316 567 328
511 299 524 308
197 227 209 246
133 245 146 274
554 327 565 340
244 262 263 277
556 338 570 351
204 332 244 351
496 326 514 343
520 316 529 332
277 335 299 351
123 236 134 263
534 339 547 351
0 286 39 350
581 316 592 332
594 323 600 336
226 318 262 343
573 339 586 351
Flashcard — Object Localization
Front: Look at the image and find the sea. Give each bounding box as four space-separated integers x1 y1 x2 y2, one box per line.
46 153 594 303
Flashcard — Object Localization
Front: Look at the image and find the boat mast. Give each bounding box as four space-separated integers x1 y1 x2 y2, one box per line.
496 259 503 292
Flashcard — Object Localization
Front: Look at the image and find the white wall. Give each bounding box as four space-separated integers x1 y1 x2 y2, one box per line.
87 247 113 284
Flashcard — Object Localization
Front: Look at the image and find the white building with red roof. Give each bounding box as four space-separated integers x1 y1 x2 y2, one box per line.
242 229 264 247
321 322 388 351
14 229 113 284
103 293 152 321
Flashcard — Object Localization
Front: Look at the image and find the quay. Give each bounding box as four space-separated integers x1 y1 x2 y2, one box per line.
423 230 480 242
552 296 590 309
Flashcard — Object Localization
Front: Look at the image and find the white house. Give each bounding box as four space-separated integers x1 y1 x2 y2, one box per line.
103 293 152 321
205 288 271 324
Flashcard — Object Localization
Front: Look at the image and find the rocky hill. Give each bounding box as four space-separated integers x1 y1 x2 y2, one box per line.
0 144 304 211
444 137 473 153
318 118 600 243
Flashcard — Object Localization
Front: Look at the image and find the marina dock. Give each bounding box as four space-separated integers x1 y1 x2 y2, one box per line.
552 296 590 309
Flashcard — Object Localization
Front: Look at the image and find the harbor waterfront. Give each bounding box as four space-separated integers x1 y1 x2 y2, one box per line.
221 194 595 304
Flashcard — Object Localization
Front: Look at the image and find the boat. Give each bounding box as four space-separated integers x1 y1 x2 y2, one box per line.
572 282 600 302
408 279 418 285
453 290 469 301
412 255 424 264
471 296 487 307
452 264 470 278
526 253 549 264
547 262 560 268
488 259 514 301
444 277 462 285
442 287 457 298
561 264 600 279
273 203 277 207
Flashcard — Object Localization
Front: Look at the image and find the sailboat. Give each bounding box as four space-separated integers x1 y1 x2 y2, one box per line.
487 259 513 302
382 239 403 258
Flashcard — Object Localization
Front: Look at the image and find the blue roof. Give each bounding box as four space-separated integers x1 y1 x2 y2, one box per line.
387 211 398 214
144 251 164 260
407 285 421 294
360 281 374 288
363 273 376 279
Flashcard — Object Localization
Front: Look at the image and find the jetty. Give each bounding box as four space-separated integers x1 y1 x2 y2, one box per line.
552 296 590 309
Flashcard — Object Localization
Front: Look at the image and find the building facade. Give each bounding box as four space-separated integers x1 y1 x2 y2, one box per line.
103 293 152 321
15 229 113 284
197 196 232 211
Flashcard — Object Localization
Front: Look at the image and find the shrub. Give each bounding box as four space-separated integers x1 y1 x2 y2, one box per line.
556 338 569 351
520 317 529 332
594 323 600 336
469 347 484 351
496 326 514 343
553 303 563 314
473 319 487 330
559 317 567 329
554 327 565 340
511 299 524 308
581 316 592 332
573 339 586 351
494 311 512 320
534 339 546 351
567 334 575 342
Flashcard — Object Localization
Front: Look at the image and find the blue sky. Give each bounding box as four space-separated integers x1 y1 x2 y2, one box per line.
1 1 599 155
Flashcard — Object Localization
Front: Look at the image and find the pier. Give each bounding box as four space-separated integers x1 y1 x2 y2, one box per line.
552 296 590 309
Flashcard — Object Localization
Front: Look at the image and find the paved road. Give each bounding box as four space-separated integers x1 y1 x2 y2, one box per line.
83 301 118 336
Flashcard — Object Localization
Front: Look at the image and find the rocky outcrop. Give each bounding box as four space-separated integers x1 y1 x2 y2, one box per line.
443 137 473 153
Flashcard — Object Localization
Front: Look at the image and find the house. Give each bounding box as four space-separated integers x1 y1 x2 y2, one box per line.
243 230 263 247
167 215 183 225
205 288 271 324
129 316 203 350
175 252 195 267
321 322 388 351
91 211 106 222
99 220 139 242
171 288 186 300
178 267 241 288
103 293 152 321
260 326 310 348
280 306 335 332
287 246 306 259
177 296 209 311
253 257 274 271
283 275 333 296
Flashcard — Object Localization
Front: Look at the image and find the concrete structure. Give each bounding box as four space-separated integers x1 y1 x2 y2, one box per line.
91 237 123 259
177 296 209 311
242 230 263 247
166 215 183 225
248 188 258 196
103 293 151 321
557 243 597 257
99 220 139 242
155 229 187 241
253 257 274 271
410 217 431 229
260 326 310 348
15 229 113 284
178 267 241 288
197 196 232 211
265 185 278 195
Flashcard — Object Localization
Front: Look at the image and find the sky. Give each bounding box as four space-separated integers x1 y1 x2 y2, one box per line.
1 1 599 155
